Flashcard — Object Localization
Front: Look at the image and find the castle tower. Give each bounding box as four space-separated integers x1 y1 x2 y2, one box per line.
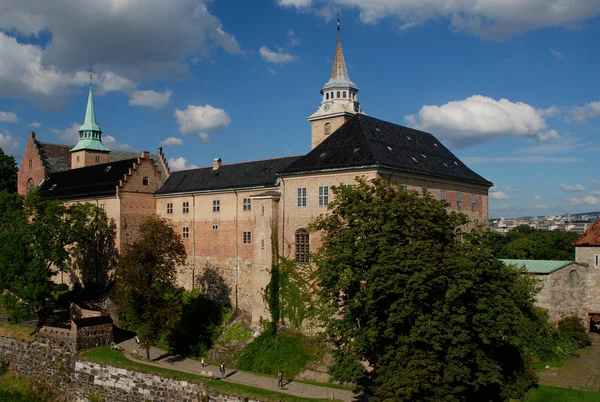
70 72 111 168
308 15 362 149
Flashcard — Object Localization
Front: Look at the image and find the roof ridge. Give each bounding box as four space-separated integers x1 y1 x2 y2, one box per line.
173 155 305 173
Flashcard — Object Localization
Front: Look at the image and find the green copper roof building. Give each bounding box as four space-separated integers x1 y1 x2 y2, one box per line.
71 75 111 153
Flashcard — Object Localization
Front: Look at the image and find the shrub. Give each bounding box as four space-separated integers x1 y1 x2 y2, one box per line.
236 329 323 377
219 322 252 346
558 315 591 349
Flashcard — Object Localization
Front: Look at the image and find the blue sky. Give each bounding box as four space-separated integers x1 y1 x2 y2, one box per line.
0 0 599 218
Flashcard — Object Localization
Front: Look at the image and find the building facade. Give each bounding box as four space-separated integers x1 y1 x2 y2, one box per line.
18 32 492 324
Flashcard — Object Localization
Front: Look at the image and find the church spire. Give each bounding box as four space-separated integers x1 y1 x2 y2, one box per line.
330 12 351 84
71 69 110 154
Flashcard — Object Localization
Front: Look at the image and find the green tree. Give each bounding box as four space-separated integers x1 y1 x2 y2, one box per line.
0 192 114 322
0 148 17 193
310 178 537 401
115 217 187 359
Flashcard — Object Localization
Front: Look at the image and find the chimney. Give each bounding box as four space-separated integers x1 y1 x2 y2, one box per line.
213 157 222 170
141 151 150 160
30 131 36 139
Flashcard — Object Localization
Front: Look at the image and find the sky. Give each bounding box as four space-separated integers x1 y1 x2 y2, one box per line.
0 0 599 218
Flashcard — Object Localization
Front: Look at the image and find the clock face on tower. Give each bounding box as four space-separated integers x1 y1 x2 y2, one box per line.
323 103 331 112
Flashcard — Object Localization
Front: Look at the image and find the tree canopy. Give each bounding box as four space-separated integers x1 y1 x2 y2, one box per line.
0 191 116 322
0 147 17 193
115 217 187 358
310 178 537 401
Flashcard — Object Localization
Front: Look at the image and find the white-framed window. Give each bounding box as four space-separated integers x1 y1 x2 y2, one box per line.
297 187 307 207
166 203 173 214
243 198 251 211
100 204 106 211
95 155 100 163
457 192 462 211
182 226 189 238
319 186 329 206
182 201 189 214
213 200 220 212
324 123 331 135
212 224 219 230
441 190 446 201
243 231 252 244
471 194 476 212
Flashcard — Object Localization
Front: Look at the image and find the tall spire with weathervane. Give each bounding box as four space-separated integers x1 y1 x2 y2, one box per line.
307 13 362 150
70 67 111 168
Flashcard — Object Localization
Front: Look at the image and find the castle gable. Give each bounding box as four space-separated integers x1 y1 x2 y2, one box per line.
282 114 493 187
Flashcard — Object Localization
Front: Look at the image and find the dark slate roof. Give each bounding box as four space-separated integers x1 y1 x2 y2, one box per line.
36 141 168 182
280 115 493 187
156 156 302 195
72 315 113 328
38 158 137 199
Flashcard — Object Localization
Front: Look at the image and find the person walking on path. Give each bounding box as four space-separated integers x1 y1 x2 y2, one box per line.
277 370 284 388
201 358 205 368
220 362 225 379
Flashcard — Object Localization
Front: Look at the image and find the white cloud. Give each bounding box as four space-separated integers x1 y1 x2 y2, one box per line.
506 186 521 193
591 179 600 185
490 191 511 200
0 111 18 123
570 196 600 205
536 204 553 209
51 122 80 144
560 183 586 192
160 137 184 146
175 105 231 135
129 89 172 109
569 101 600 123
259 46 298 64
278 0 600 40
463 156 584 164
28 122 41 128
103 135 131 150
288 29 301 46
405 95 558 148
198 133 211 142
0 0 242 102
0 133 19 155
168 156 199 171
549 48 566 59
591 191 600 196
533 194 541 200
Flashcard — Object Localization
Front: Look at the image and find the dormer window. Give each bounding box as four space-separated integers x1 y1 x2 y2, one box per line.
105 166 111 173
50 184 57 191
143 176 149 186
324 123 331 135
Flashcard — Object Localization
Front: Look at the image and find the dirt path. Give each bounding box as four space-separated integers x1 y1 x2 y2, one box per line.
117 338 356 401
538 333 600 391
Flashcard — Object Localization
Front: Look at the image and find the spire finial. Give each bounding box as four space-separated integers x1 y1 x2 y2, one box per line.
337 12 340 39
90 62 93 87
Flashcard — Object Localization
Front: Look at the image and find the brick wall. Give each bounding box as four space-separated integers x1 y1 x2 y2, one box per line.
70 150 109 169
311 115 350 149
17 132 47 195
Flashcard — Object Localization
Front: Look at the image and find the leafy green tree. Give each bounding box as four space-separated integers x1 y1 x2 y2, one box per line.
310 178 537 401
0 147 17 193
115 217 187 359
0 192 114 322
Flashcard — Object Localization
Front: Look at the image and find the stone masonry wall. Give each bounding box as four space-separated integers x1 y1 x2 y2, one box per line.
0 335 265 402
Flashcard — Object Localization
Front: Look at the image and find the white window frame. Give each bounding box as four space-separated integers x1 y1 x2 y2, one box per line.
243 198 251 211
319 186 329 206
440 190 446 201
297 187 307 207
182 226 189 238
243 231 252 244
213 199 220 212
166 203 173 214
457 192 463 211
182 201 189 214
471 194 476 212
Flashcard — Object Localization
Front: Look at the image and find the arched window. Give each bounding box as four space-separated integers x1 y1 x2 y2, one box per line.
143 176 149 186
295 229 310 263
26 178 34 192
455 228 463 242
337 91 341 98
326 93 329 100
324 123 331 135
343 91 346 98
569 270 579 286
331 92 334 98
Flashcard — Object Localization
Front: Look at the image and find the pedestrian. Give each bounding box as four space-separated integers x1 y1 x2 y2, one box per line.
277 370 284 388
201 358 205 368
220 362 225 379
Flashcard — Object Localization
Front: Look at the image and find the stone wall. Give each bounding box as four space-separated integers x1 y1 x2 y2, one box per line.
0 335 265 402
534 263 588 322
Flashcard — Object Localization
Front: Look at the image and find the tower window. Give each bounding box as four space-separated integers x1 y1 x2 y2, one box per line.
95 155 100 163
324 123 331 135
343 91 346 98
330 92 333 98
326 93 329 100
337 91 341 98
143 176 149 186
77 156 80 163
295 229 310 263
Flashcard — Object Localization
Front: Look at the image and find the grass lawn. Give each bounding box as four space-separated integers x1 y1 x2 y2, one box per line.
80 346 341 402
522 385 600 401
0 322 35 343
0 371 55 401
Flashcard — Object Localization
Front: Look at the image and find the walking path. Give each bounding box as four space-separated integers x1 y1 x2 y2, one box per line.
538 333 600 391
117 338 356 401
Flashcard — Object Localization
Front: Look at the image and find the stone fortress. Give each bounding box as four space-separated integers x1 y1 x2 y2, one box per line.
17 29 493 325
